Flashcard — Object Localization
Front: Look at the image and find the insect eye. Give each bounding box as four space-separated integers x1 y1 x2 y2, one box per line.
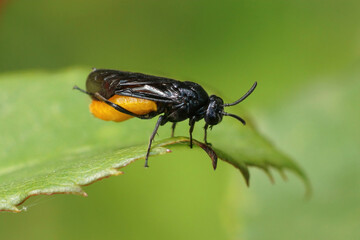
205 110 223 125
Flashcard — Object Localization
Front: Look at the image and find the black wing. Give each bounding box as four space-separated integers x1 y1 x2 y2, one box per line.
93 69 183 103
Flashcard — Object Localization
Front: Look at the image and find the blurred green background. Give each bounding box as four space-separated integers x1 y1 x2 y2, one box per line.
0 0 359 239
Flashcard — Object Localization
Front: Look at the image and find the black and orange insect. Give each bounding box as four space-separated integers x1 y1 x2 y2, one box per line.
74 69 257 168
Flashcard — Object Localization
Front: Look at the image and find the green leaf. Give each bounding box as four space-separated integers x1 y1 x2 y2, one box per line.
0 69 309 212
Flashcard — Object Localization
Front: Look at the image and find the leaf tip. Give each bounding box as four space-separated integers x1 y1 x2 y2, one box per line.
244 176 250 187
278 169 288 181
263 168 275 184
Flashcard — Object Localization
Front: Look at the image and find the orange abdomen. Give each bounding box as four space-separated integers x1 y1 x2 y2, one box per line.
89 95 157 122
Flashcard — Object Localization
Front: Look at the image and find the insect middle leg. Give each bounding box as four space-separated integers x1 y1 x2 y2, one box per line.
189 118 196 148
171 122 177 137
145 115 164 168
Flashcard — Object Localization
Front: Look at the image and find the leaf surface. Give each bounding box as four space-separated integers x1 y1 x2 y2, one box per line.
0 69 309 212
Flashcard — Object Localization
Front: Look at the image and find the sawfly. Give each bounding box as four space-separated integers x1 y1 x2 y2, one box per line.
74 68 257 168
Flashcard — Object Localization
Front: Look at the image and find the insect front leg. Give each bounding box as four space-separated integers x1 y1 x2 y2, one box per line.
145 115 165 168
203 123 211 146
171 122 177 137
189 117 196 148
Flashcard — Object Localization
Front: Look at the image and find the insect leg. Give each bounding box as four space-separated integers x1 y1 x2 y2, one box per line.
189 118 196 148
94 92 149 119
171 122 177 137
203 123 211 146
73 85 93 96
145 115 164 168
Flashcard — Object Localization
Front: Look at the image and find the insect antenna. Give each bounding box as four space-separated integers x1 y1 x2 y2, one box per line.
222 112 246 125
224 82 257 107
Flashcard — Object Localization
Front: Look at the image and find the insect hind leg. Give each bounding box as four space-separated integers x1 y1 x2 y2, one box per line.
94 92 150 119
73 86 143 118
73 85 93 96
145 115 164 167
